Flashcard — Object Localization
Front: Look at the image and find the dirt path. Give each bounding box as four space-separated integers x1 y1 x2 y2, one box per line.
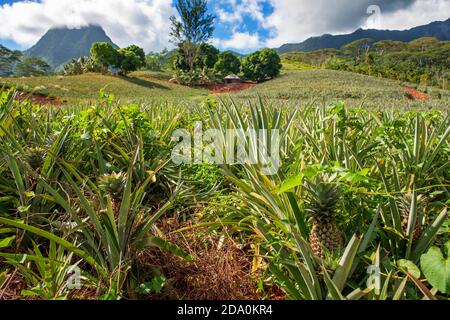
400 86 429 101
204 82 257 94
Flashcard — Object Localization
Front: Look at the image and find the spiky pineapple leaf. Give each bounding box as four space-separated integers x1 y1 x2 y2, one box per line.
0 235 15 248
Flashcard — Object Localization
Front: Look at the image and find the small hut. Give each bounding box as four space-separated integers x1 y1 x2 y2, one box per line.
224 73 241 84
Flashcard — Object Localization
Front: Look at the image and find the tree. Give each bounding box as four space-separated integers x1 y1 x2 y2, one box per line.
214 51 241 76
342 38 375 62
173 45 191 72
0 45 22 76
14 57 52 77
170 0 215 72
195 43 219 70
117 48 142 75
145 50 167 72
90 42 118 69
409 37 440 52
124 45 146 67
241 49 282 82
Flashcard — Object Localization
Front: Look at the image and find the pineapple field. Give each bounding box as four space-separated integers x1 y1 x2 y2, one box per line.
0 85 449 301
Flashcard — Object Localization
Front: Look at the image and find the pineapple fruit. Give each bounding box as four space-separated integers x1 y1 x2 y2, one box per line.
304 179 343 258
97 172 127 218
26 147 47 170
399 193 426 243
98 172 126 200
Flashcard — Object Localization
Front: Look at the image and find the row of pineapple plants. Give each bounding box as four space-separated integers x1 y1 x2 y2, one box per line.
0 87 449 299
0 88 209 299
200 98 450 299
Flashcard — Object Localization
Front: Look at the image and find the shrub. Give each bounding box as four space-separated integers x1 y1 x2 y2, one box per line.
214 51 241 77
63 56 104 75
241 48 281 82
145 50 168 72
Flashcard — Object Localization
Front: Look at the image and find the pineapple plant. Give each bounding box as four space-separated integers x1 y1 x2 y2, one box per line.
399 193 427 243
98 172 127 200
97 172 127 218
304 178 343 258
25 147 47 170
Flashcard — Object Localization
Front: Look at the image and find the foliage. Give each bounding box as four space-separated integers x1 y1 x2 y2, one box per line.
0 72 209 104
90 42 119 69
173 43 219 74
63 56 104 75
0 45 22 77
420 242 450 294
173 67 216 86
145 49 168 72
124 45 146 67
0 88 202 298
170 0 215 72
282 37 450 89
241 49 282 82
195 43 219 70
172 42 220 85
0 86 449 300
200 98 450 300
234 69 450 109
214 51 241 77
90 42 146 76
13 57 52 77
117 47 145 75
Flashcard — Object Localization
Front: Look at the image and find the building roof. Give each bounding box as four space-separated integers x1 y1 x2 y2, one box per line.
224 73 240 80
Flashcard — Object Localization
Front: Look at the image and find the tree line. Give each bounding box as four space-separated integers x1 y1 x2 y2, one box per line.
0 46 52 77
282 37 450 90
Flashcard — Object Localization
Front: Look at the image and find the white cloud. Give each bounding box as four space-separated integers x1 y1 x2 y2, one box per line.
264 0 450 48
213 31 262 50
216 0 266 24
363 0 450 30
1 0 448 53
0 0 176 52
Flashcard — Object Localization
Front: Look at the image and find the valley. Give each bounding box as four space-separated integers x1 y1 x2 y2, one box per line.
2 68 449 109
0 0 449 303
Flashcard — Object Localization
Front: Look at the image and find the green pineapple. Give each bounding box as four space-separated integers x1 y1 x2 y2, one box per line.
304 178 342 258
26 147 47 170
98 172 126 200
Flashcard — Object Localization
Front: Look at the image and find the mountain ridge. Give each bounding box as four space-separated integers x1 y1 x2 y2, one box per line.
277 18 450 54
25 25 118 69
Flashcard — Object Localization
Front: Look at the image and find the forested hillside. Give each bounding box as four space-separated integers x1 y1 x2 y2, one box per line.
282 37 450 89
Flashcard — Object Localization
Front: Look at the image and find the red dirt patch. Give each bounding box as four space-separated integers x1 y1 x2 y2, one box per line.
204 82 257 94
400 86 429 101
15 92 63 106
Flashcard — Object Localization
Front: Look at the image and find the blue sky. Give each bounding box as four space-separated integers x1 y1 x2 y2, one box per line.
1 0 449 53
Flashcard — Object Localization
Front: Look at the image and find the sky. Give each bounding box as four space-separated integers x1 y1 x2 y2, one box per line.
0 0 449 53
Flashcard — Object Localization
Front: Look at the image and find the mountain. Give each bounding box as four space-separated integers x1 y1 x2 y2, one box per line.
277 18 450 54
226 50 246 59
25 25 118 69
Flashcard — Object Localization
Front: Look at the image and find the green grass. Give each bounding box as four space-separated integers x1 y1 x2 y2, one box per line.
0 71 209 104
